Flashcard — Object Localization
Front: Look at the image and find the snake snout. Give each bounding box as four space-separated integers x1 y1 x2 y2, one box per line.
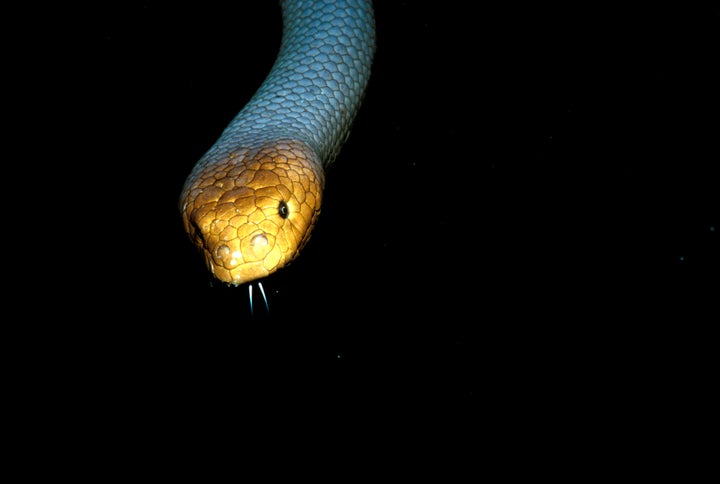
212 230 273 266
206 229 276 285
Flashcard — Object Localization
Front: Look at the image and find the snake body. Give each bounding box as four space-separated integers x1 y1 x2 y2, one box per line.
180 0 375 285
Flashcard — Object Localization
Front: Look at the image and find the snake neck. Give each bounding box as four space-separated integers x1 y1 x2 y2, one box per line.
213 0 375 168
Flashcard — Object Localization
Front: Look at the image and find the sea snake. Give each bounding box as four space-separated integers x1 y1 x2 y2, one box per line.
179 0 376 286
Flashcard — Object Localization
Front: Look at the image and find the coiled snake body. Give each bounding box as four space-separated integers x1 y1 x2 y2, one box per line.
180 0 375 285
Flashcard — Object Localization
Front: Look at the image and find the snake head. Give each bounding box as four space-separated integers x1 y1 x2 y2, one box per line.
180 140 324 285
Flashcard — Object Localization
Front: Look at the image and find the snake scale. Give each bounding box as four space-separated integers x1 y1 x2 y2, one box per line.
179 0 376 285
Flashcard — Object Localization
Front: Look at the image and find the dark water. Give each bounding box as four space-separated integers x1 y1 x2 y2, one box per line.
10 2 717 429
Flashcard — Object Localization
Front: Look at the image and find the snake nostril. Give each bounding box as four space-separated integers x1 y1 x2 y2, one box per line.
250 233 268 247
215 244 243 268
216 244 231 259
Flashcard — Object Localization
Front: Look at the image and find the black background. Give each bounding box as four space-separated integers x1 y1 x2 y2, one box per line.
9 1 718 422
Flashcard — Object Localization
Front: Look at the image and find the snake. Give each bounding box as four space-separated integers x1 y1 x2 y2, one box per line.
179 0 376 286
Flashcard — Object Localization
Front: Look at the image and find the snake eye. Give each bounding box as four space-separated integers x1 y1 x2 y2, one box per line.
278 200 289 219
191 220 205 244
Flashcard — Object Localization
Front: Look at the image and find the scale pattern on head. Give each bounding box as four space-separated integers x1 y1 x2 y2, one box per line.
181 140 323 285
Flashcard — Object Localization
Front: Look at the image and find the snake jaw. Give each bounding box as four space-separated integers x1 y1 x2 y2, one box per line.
180 140 324 286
